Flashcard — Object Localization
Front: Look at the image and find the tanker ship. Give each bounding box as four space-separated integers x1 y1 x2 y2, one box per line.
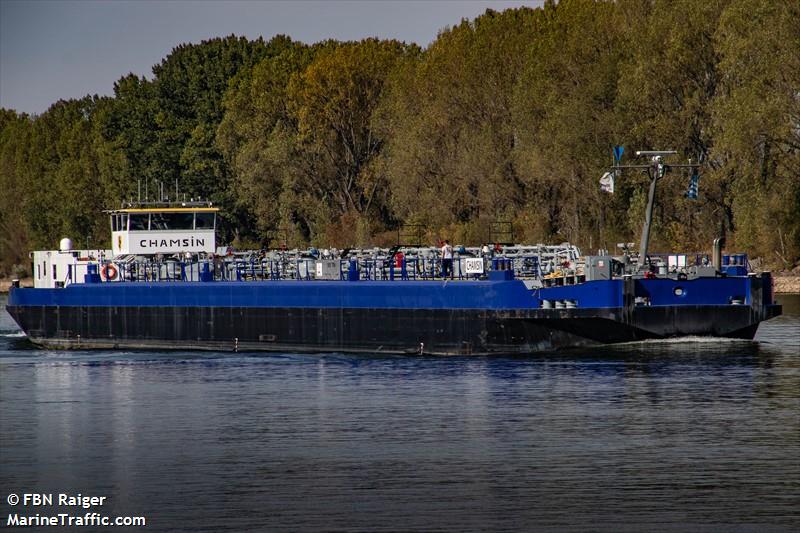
5 151 783 354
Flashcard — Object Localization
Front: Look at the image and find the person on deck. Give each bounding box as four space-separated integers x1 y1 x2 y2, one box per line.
441 240 454 278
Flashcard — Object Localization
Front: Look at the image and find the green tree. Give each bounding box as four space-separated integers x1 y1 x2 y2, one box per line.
146 36 276 239
286 38 417 245
616 0 729 252
0 97 120 260
217 40 318 245
1 7 798 268
713 0 800 267
378 7 542 244
0 109 33 275
512 0 630 246
102 73 158 193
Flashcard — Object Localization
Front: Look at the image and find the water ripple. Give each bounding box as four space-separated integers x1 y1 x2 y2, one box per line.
1 294 798 531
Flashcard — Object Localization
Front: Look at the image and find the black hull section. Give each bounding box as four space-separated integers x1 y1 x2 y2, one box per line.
5 304 777 355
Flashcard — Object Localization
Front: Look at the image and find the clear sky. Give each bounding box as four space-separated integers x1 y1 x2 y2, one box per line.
0 0 543 115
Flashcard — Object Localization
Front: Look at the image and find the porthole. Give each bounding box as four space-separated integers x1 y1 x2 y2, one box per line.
673 287 685 297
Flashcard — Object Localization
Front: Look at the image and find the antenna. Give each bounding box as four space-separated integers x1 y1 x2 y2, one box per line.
635 150 677 157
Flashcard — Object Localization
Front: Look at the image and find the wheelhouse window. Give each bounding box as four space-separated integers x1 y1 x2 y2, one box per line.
195 212 215 230
150 213 167 230
172 212 196 230
150 212 195 230
129 213 149 230
111 214 124 232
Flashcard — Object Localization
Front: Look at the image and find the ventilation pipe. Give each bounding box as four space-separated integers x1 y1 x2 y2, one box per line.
713 237 725 271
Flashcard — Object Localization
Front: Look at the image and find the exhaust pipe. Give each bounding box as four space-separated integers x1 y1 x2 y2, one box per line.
713 237 725 271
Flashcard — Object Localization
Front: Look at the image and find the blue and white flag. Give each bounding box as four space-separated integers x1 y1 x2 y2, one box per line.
685 173 699 199
600 171 615 194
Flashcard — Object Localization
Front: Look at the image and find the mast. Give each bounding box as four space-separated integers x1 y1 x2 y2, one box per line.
611 150 700 270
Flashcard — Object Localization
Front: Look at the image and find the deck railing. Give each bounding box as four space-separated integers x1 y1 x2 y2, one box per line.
80 255 544 283
58 250 749 286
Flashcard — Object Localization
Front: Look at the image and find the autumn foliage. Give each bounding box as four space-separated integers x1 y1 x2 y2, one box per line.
1 0 798 276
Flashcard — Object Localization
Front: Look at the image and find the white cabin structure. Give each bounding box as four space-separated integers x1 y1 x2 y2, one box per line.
31 239 111 289
109 204 218 256
31 203 219 288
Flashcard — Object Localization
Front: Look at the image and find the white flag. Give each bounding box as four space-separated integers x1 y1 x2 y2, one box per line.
600 171 615 193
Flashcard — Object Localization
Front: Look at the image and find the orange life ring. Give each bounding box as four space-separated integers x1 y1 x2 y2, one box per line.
101 263 118 281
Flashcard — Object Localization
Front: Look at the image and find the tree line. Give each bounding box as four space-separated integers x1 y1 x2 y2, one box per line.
1 0 798 277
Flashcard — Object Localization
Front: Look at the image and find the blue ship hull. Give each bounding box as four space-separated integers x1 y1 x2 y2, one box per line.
6 275 781 354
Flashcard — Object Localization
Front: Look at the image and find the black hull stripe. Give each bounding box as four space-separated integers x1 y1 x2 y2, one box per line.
6 305 767 355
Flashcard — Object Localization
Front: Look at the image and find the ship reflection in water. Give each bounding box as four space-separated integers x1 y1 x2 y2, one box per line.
1 294 798 531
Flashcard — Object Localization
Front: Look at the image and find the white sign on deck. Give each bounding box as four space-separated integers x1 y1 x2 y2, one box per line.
668 255 687 269
464 258 485 275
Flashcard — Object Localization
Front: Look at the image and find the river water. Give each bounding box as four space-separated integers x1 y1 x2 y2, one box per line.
1 293 798 532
